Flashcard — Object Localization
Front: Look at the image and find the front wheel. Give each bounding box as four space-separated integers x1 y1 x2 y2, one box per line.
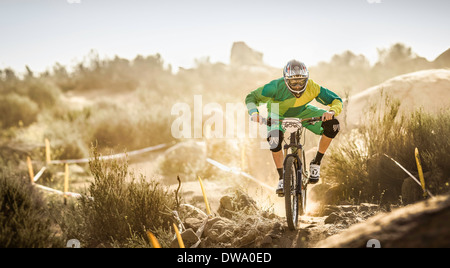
284 156 300 230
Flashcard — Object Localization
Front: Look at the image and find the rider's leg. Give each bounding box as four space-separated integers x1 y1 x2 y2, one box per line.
272 150 284 169
311 135 332 165
299 105 341 184
309 118 340 183
273 151 284 190
318 135 333 154
267 129 285 194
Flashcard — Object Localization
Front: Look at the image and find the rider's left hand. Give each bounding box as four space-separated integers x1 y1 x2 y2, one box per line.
322 111 335 121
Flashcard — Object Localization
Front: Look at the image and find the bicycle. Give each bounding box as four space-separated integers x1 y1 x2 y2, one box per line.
259 116 322 230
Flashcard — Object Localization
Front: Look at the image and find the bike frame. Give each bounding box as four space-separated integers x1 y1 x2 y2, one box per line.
283 130 304 195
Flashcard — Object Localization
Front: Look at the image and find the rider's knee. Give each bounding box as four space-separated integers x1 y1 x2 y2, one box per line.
322 118 340 139
267 130 284 152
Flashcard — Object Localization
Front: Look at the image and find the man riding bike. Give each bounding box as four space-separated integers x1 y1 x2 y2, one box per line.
245 60 343 195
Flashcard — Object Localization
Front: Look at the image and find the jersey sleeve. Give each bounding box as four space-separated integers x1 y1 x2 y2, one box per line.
245 79 279 115
315 86 344 116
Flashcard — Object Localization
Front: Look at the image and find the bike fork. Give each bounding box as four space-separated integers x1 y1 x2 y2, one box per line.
296 164 303 194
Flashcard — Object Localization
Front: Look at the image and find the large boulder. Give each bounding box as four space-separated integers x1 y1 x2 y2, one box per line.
344 69 450 128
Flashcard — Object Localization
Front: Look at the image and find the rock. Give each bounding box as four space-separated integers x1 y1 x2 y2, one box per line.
402 177 425 205
261 210 277 219
324 184 346 205
217 190 258 219
218 195 234 218
217 230 234 243
340 205 357 212
317 194 450 248
324 213 343 224
261 235 272 245
203 217 236 241
237 192 257 209
235 229 259 247
359 203 379 212
321 205 340 217
171 228 200 248
184 217 204 232
230 42 263 66
433 48 450 68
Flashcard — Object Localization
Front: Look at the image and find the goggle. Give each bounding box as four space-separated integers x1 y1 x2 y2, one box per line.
287 78 307 89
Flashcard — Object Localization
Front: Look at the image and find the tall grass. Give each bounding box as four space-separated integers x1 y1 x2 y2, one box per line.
324 96 450 204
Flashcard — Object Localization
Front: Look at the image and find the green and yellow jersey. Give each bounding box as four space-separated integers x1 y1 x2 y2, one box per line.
245 77 343 135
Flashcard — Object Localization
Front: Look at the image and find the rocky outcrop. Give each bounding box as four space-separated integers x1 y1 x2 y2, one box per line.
230 42 264 66
172 190 284 248
345 69 450 128
433 48 450 68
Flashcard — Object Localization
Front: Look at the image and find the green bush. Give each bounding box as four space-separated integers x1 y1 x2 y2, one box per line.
56 146 179 248
0 172 63 248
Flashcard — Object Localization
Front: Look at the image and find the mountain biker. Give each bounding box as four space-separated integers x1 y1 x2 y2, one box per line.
245 59 343 195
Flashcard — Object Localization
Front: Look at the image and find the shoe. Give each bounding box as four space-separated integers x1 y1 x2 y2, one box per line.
309 162 320 184
276 179 284 196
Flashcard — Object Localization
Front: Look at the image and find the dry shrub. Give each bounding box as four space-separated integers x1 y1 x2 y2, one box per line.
56 146 178 248
324 96 450 204
0 93 38 129
0 172 63 248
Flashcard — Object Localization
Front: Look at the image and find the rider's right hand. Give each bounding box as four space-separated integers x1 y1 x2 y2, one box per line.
251 113 260 123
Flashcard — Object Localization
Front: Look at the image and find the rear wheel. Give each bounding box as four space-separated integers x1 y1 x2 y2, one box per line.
284 156 300 230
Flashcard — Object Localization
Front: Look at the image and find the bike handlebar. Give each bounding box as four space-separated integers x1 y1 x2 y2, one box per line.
257 116 324 127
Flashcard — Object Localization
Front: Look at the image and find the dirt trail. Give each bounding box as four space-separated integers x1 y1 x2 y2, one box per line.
118 141 382 248
168 183 382 248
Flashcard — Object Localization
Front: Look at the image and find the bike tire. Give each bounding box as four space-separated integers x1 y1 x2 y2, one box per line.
300 180 307 216
284 156 300 230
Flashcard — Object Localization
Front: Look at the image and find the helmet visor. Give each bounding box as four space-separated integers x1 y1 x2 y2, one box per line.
287 77 307 91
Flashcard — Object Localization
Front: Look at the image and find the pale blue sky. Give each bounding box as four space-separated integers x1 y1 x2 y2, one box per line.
1 0 449 73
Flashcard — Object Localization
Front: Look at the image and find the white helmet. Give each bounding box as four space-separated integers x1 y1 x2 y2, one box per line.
283 60 309 98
